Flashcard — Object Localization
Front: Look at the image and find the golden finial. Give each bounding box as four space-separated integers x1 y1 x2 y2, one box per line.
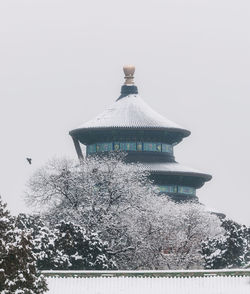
123 65 135 85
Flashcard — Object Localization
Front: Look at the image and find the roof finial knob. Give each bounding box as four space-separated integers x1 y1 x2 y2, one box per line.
123 65 135 85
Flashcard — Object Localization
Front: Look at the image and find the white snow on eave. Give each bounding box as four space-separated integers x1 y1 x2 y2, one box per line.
74 95 187 130
142 162 211 178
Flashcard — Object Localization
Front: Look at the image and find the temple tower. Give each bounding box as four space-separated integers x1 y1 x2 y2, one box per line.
69 66 211 201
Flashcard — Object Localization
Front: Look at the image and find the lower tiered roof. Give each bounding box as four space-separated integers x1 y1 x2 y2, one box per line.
143 162 212 181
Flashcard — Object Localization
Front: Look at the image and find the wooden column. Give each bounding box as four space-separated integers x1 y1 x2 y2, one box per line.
72 137 84 162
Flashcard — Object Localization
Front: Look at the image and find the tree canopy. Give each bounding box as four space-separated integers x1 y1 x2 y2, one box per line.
16 214 116 270
0 197 47 294
202 218 250 269
26 153 223 270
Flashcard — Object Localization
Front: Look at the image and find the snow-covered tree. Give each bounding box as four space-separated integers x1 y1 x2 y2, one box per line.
202 219 250 269
16 214 116 270
52 221 116 270
126 199 223 269
0 197 47 294
16 213 58 270
26 153 222 270
25 153 157 268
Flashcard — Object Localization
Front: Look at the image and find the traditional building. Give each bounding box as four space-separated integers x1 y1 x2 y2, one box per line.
69 66 211 201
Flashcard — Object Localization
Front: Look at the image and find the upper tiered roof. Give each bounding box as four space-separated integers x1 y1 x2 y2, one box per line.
72 94 190 132
69 66 190 143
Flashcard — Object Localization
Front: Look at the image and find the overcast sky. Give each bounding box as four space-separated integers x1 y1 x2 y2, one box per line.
0 0 249 225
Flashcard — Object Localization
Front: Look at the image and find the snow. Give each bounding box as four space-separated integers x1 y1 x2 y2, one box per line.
142 162 211 180
45 272 250 294
41 269 250 274
26 155 222 270
72 95 189 133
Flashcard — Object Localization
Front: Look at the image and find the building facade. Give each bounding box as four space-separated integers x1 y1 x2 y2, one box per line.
69 66 211 201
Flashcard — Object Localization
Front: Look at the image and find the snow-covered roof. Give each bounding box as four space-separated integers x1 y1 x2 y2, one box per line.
70 94 190 135
142 162 212 181
44 270 250 294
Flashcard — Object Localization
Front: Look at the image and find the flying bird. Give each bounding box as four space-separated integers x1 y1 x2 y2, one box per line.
26 158 32 165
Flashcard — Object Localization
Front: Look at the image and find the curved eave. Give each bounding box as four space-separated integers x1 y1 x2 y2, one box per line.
69 94 190 144
150 169 212 182
69 127 190 145
142 162 212 182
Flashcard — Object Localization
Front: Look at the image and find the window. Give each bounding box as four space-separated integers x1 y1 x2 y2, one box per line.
101 143 112 152
158 185 196 196
86 142 173 155
87 144 96 154
120 142 136 151
156 143 162 152
113 142 120 151
158 185 177 193
144 142 157 152
144 142 162 152
162 144 173 153
96 143 112 152
137 142 143 151
178 186 196 195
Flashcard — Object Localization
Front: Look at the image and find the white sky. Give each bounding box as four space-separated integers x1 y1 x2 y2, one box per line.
0 0 249 225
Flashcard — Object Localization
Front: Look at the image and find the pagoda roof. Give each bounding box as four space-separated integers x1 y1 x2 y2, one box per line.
70 94 190 139
142 162 212 181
